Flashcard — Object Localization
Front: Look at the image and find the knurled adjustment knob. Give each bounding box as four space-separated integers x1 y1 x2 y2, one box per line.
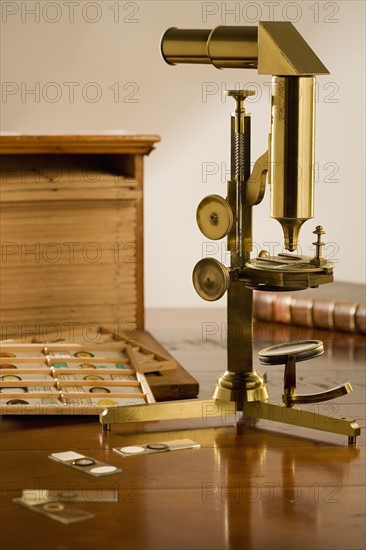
196 195 233 240
311 225 326 266
225 89 256 100
192 258 230 301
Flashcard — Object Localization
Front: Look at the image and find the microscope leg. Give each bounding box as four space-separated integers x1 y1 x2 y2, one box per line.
100 398 238 430
239 401 360 445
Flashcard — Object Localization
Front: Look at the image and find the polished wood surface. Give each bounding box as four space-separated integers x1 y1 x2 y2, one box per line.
1 309 365 550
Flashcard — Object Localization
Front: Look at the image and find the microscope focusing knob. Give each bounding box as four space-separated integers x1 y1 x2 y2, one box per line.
196 195 233 240
192 258 229 301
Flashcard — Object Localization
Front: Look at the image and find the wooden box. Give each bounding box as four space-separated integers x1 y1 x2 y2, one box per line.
0 133 199 401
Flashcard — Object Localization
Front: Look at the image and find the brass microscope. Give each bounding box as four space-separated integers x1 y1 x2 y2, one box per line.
100 22 360 445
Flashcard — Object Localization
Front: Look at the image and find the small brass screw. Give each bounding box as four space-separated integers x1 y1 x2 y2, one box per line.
311 225 326 266
209 212 218 225
225 89 256 113
225 90 256 100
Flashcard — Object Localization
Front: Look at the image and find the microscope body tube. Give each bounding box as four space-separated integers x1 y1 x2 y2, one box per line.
270 76 316 251
161 26 258 68
161 27 322 253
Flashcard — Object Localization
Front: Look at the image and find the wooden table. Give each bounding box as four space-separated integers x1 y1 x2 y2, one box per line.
1 309 365 550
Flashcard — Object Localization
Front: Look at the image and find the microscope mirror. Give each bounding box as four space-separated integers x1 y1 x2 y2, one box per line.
258 340 324 365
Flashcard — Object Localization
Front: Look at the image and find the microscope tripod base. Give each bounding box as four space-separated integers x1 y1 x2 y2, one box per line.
99 398 360 445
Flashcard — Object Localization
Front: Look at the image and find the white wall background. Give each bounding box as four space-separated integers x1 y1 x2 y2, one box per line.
1 0 365 307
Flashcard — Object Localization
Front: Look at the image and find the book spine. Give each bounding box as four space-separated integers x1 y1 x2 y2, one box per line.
253 292 366 334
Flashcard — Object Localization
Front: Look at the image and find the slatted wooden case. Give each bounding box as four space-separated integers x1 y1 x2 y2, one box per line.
0 134 160 334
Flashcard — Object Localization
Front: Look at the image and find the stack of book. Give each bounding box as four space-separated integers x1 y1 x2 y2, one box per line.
253 281 366 335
